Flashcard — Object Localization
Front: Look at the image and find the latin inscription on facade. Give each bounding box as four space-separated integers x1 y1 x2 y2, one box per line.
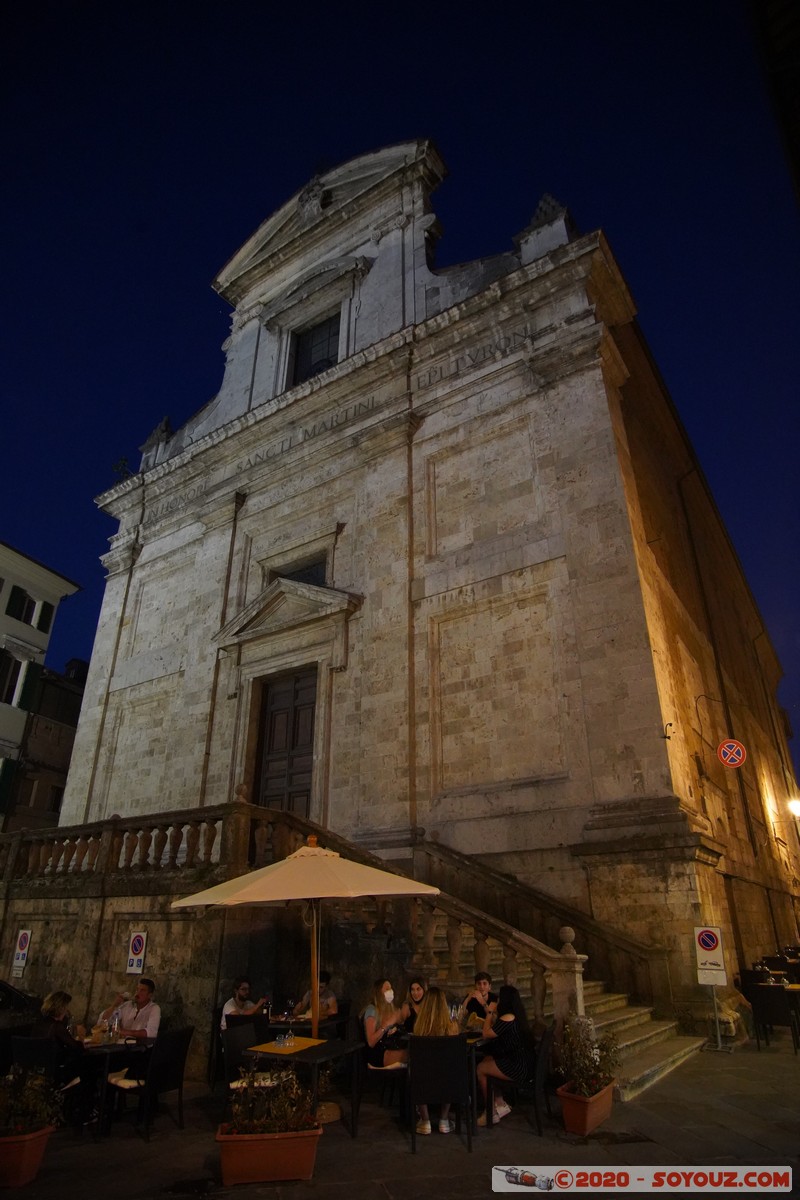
142 396 378 526
415 322 533 389
233 395 377 475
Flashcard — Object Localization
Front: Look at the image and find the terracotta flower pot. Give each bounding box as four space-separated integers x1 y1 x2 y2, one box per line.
215 1123 322 1185
556 1080 615 1135
0 1125 55 1187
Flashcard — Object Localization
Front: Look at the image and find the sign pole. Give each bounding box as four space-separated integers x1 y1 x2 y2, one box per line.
710 984 722 1051
694 926 734 1053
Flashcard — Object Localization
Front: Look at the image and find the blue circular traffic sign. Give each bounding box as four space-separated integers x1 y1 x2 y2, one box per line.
698 929 719 952
717 739 746 768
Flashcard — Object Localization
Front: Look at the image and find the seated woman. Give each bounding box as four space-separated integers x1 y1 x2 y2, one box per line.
411 985 459 1135
476 983 534 1125
402 976 427 1032
362 978 407 1068
30 990 95 1121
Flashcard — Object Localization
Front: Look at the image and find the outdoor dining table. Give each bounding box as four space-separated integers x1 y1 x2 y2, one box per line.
82 1037 154 1134
244 1036 362 1137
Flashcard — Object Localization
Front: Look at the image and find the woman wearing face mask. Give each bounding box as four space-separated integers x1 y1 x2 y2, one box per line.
362 978 407 1066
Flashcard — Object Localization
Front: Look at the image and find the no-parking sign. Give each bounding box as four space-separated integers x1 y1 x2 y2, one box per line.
694 926 727 985
12 929 31 978
126 930 147 974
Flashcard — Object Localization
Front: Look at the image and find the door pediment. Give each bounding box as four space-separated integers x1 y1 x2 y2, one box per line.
215 578 361 661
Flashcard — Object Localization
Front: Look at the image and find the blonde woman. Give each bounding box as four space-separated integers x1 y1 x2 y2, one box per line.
362 978 407 1068
411 985 459 1135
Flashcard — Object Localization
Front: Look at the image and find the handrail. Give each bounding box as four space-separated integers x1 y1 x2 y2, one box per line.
413 838 668 1009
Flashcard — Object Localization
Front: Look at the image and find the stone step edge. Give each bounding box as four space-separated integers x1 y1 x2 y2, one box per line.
614 1035 706 1101
616 1019 680 1056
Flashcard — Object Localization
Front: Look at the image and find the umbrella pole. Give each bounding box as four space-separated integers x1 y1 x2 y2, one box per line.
311 898 320 1039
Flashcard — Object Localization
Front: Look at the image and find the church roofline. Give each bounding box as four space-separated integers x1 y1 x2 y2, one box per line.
212 138 446 307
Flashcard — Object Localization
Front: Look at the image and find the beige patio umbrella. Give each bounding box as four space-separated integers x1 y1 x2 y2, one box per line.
172 835 439 1036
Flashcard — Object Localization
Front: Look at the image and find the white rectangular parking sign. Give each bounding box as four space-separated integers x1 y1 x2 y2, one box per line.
12 929 31 978
126 930 147 974
694 926 727 985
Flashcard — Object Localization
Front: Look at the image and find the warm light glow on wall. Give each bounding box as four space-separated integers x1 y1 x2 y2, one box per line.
788 799 800 818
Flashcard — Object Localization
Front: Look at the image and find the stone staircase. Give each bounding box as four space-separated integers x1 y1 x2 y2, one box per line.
420 908 705 1101
585 981 705 1100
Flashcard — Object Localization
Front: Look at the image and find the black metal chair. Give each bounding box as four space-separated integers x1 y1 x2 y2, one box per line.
749 987 799 1054
11 1035 83 1125
358 1016 407 1111
486 1022 556 1134
408 1034 473 1153
107 1026 194 1139
221 1021 257 1089
11 1036 59 1077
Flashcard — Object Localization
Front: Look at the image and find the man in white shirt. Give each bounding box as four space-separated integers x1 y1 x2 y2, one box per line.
100 978 161 1040
220 976 267 1031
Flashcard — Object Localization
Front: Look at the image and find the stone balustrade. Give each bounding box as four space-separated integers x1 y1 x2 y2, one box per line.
0 805 233 883
0 795 587 1021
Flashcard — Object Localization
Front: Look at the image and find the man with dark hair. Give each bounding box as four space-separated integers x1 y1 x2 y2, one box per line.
464 971 497 1021
220 976 267 1030
100 977 161 1040
293 970 338 1018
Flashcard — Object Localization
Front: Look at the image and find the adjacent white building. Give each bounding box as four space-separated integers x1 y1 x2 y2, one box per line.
0 541 80 821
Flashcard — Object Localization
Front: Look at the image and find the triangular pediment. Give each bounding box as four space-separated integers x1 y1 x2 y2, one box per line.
215 578 361 648
213 139 444 306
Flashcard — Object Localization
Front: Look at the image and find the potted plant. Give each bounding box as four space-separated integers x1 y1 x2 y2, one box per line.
215 1066 322 1185
556 1013 620 1135
0 1065 62 1187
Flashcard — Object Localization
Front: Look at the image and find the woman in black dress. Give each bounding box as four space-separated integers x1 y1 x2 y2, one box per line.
402 976 427 1032
476 984 534 1124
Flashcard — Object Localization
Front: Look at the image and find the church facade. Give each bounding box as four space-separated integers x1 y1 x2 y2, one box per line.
60 140 799 1000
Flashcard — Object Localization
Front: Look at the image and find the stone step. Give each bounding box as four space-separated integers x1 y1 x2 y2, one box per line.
583 990 630 1015
614 1035 707 1101
614 1018 681 1058
589 1004 654 1035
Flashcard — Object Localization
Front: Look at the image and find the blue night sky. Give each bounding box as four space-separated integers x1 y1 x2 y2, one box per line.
3 1 799 774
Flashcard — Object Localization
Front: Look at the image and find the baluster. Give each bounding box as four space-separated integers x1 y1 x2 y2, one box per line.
73 836 89 872
253 820 269 867
421 904 437 971
26 841 40 876
152 826 168 869
202 820 218 864
501 944 518 986
61 839 76 873
37 840 51 875
474 929 490 975
530 961 546 1024
272 821 293 862
50 839 65 875
362 899 378 933
85 836 101 873
168 823 184 868
109 827 124 870
185 822 200 868
122 830 138 871
446 916 463 985
137 827 152 870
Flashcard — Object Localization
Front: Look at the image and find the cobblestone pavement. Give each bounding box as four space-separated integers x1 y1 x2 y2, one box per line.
18 1032 800 1200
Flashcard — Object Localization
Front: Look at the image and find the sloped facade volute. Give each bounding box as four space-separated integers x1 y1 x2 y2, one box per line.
214 577 362 825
